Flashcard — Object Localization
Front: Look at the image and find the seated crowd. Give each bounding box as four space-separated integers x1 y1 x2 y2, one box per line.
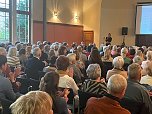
0 41 152 114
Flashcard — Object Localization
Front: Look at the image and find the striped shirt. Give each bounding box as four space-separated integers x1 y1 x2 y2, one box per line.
7 56 21 67
81 79 107 95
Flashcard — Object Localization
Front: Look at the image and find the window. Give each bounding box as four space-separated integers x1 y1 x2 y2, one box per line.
0 0 9 9
16 0 31 43
0 0 31 43
0 0 10 42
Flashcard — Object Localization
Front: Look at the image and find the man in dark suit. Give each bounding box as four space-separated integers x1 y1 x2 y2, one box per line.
106 33 112 46
25 47 46 80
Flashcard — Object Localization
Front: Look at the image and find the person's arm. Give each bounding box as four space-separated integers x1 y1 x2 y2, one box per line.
4 78 20 101
67 77 79 95
59 98 69 114
38 60 45 70
11 82 20 93
141 89 152 113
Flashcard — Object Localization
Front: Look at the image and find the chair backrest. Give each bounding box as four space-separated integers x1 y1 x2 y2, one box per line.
102 62 113 78
78 90 101 110
123 63 130 71
29 78 40 91
67 89 75 105
120 98 147 114
16 77 30 94
0 98 13 114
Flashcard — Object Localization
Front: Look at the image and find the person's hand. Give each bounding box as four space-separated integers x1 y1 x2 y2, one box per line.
67 67 73 78
8 72 16 82
64 88 70 97
14 67 21 78
43 61 48 66
100 78 106 83
63 89 70 102
68 109 72 114
16 81 21 88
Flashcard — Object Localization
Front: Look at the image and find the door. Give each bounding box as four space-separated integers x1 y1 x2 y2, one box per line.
83 31 94 46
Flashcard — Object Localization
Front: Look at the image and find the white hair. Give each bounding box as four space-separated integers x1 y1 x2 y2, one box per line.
0 47 7 56
112 45 117 51
67 53 76 64
113 56 124 69
7 47 17 57
32 47 41 58
107 74 127 94
86 64 101 80
143 61 152 76
121 47 128 54
146 51 152 61
133 56 142 64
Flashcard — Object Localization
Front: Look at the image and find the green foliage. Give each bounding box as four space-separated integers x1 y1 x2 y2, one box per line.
0 0 30 43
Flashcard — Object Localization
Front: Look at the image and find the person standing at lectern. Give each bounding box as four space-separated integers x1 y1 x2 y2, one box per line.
106 33 112 46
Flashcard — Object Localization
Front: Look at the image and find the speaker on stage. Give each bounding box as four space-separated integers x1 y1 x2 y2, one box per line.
122 27 128 35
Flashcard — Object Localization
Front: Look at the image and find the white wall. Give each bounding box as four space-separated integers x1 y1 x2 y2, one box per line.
100 0 152 46
83 0 102 47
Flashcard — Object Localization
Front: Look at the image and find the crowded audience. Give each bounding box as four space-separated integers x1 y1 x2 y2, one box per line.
0 41 152 114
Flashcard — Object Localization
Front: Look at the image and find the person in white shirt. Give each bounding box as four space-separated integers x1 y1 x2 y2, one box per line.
56 55 79 94
140 61 152 86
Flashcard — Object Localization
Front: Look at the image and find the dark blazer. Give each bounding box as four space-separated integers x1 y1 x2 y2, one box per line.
25 57 45 80
40 51 48 61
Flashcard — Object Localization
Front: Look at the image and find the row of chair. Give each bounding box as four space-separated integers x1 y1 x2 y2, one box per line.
16 77 40 94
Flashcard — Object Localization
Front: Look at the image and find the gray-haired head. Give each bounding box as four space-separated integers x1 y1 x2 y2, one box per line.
128 63 141 81
113 56 124 69
7 47 17 57
0 47 7 56
146 51 152 61
121 47 128 57
32 47 41 58
143 61 152 77
86 64 101 80
135 50 143 57
67 53 76 64
107 74 127 99
112 45 117 51
133 56 142 65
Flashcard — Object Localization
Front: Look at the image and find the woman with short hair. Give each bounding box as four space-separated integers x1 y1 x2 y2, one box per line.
10 91 53 114
56 55 79 94
141 51 152 76
106 56 128 81
82 64 107 95
140 61 152 86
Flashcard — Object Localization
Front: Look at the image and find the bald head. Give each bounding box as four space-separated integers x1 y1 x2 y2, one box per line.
107 74 127 99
